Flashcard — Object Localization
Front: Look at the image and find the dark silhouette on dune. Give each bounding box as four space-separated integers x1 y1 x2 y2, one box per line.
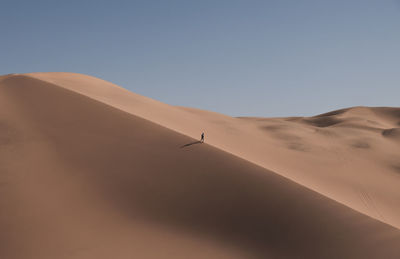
180 141 202 148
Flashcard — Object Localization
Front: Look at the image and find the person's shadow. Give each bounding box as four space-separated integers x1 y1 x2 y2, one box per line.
180 141 202 148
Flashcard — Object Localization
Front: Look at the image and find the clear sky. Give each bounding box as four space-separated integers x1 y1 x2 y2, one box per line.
1 0 399 117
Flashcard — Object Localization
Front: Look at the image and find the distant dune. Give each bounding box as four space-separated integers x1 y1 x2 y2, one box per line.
1 73 400 258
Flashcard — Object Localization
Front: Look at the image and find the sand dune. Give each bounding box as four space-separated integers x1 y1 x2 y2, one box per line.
22 72 400 229
1 73 400 258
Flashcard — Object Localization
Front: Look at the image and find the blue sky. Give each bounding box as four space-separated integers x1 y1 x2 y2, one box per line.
1 0 399 117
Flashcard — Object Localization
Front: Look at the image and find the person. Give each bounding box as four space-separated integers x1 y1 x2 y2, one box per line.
200 132 204 143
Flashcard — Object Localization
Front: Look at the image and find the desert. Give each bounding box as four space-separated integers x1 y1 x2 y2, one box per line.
1 73 400 258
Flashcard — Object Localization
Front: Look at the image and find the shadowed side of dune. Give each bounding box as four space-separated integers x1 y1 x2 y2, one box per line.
302 116 343 127
373 107 400 122
1 76 400 258
382 128 400 141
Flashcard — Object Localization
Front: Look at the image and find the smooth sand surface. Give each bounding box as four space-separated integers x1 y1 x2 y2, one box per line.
1 73 400 258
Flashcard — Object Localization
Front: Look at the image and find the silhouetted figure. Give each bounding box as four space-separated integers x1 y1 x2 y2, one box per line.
201 132 204 143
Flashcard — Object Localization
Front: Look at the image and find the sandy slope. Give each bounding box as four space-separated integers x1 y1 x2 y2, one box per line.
24 72 400 229
1 73 400 258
